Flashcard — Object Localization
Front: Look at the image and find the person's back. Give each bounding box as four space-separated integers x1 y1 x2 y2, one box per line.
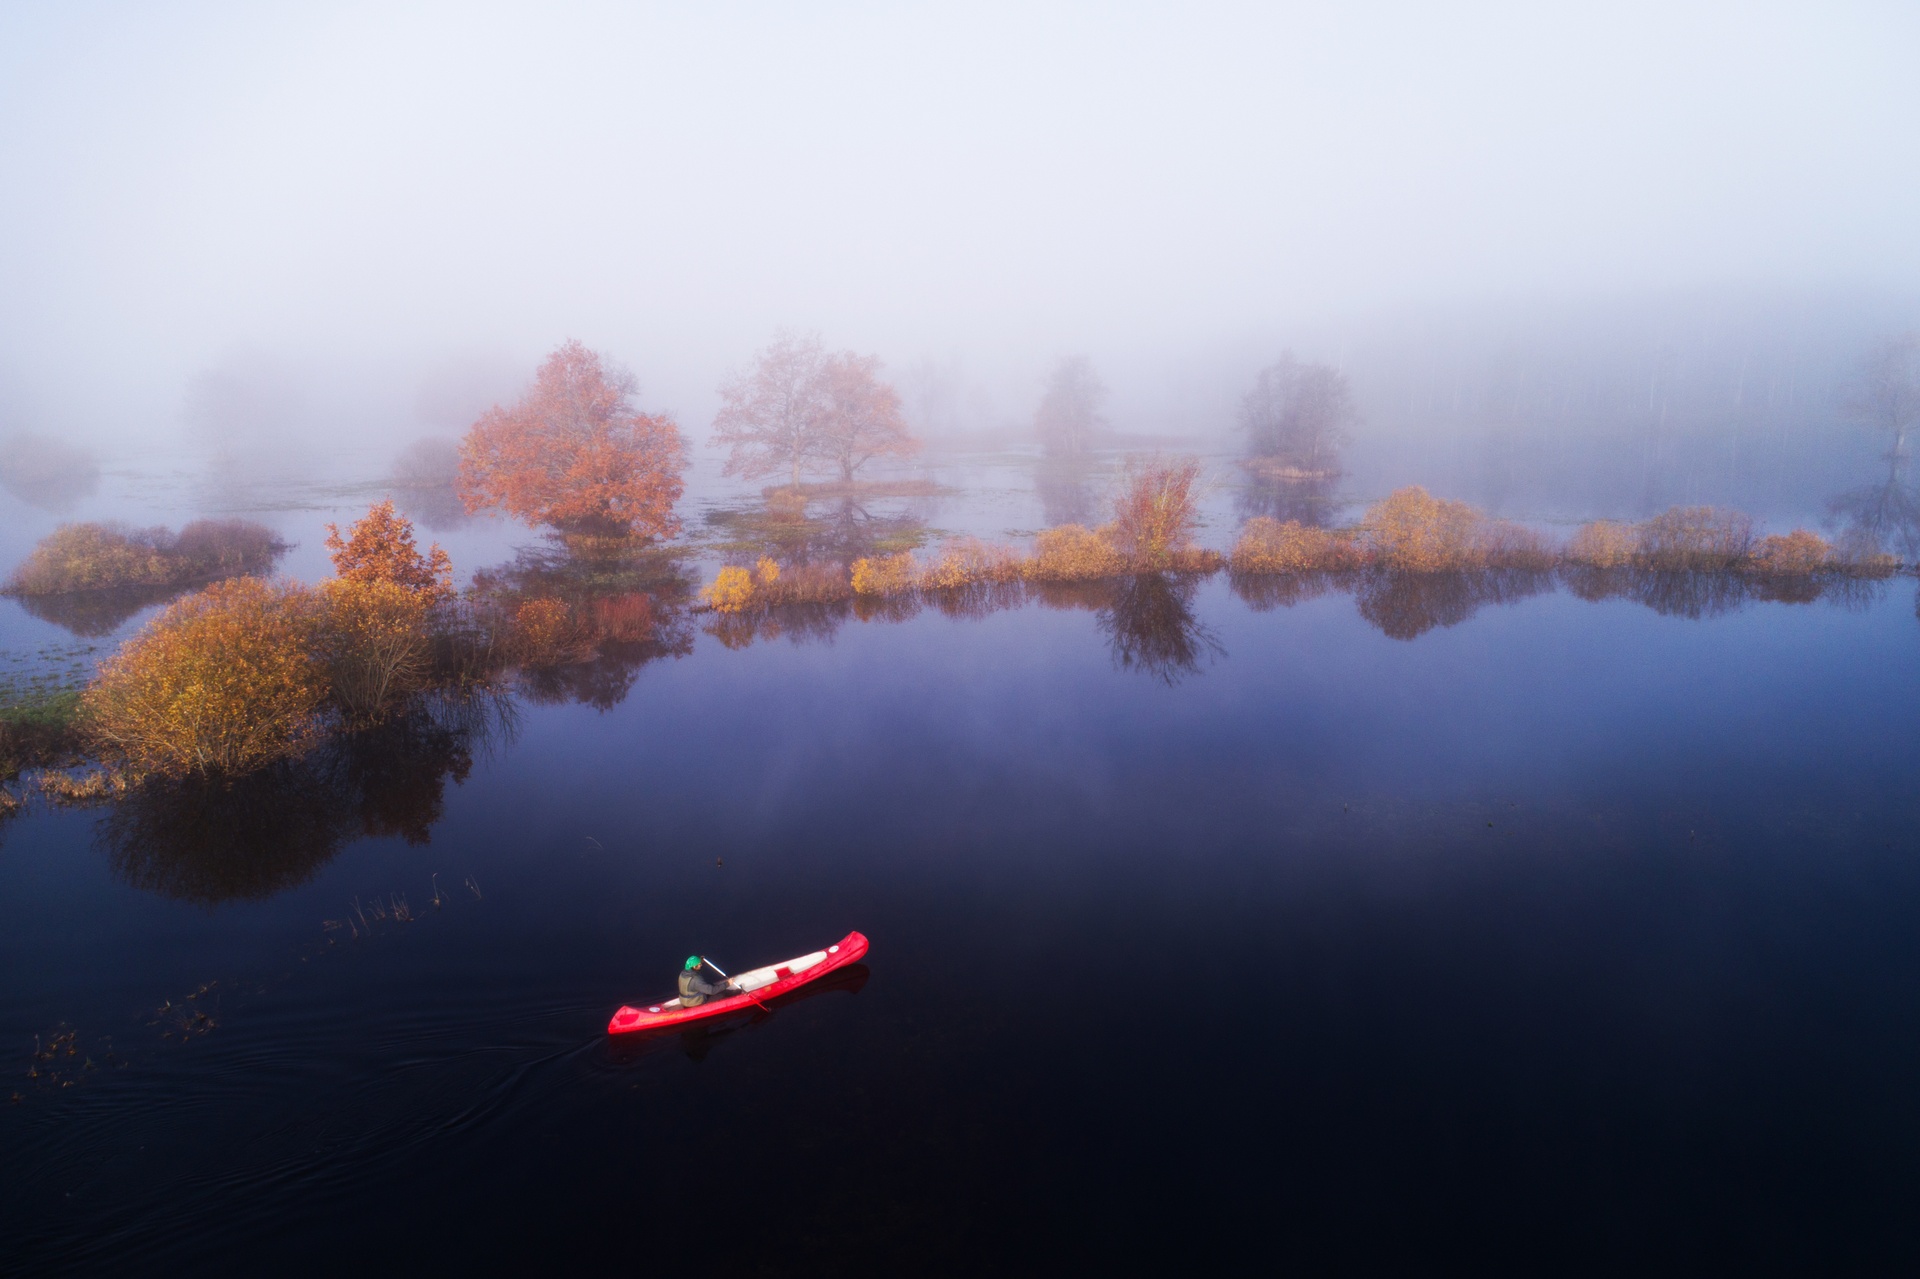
677 956 734 1006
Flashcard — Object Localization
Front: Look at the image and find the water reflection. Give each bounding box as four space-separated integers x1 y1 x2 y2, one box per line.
1033 575 1222 684
1236 472 1340 528
1355 569 1558 640
99 695 511 904
703 491 930 566
1035 456 1098 528
12 584 187 638
1563 566 1888 620
472 537 696 711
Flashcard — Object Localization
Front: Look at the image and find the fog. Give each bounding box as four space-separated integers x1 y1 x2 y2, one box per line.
2 1 1917 510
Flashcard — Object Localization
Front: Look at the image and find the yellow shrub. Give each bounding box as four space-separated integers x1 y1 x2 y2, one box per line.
81 578 326 778
753 556 781 586
851 552 917 596
1750 529 1832 575
1362 487 1487 571
318 577 431 724
919 538 1022 591
1566 520 1636 569
1026 524 1125 580
702 566 755 613
1229 518 1365 573
512 597 576 663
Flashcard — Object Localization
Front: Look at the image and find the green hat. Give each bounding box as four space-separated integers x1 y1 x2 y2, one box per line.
684 955 702 971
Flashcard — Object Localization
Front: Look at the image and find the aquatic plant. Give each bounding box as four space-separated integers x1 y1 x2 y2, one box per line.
81 578 328 779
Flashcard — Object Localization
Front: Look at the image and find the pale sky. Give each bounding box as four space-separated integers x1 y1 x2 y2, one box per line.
1 0 1916 440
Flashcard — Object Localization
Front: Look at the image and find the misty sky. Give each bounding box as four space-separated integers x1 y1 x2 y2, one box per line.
2 1 1917 439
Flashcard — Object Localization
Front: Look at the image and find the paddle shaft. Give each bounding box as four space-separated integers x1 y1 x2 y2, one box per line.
700 956 771 1012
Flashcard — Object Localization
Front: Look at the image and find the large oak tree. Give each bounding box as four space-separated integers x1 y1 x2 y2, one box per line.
808 352 918 482
458 341 685 538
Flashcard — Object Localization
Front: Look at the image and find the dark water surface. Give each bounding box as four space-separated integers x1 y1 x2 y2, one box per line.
6 576 1920 1272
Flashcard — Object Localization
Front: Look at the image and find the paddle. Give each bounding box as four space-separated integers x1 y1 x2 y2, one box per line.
700 956 771 1013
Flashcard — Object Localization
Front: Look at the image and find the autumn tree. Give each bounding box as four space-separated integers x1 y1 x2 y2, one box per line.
1240 354 1356 478
459 341 686 538
809 352 919 482
711 331 830 489
1035 356 1106 458
324 499 453 603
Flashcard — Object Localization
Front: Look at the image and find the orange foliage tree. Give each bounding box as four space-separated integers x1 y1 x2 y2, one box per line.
459 341 686 537
324 499 453 603
712 330 829 489
81 578 327 778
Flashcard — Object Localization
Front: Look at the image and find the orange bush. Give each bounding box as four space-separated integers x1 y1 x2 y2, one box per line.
1229 518 1366 573
318 577 431 724
1750 529 1833 575
754 557 781 586
6 520 285 595
759 561 853 604
920 538 1023 591
1566 520 1636 569
459 340 686 537
324 499 453 603
1635 506 1753 570
851 552 917 596
1109 457 1202 569
81 578 326 778
1362 487 1486 571
1477 519 1558 570
702 566 756 613
511 598 577 664
1026 524 1125 580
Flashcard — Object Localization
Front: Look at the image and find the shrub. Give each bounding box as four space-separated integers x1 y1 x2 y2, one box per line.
324 500 453 603
511 597 577 664
920 538 1023 591
4 520 285 596
759 561 853 604
851 552 917 596
1362 487 1486 571
754 557 781 586
1229 518 1366 573
1476 519 1558 570
318 577 431 724
81 578 327 778
702 566 755 613
1109 457 1202 569
1566 520 1636 569
1026 524 1125 580
1749 529 1833 575
1635 506 1753 570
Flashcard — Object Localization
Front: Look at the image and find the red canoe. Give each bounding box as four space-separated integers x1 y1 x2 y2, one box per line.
607 931 870 1035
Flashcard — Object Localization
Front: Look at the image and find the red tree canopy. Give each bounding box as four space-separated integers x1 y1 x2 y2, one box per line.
324 499 453 602
459 341 686 537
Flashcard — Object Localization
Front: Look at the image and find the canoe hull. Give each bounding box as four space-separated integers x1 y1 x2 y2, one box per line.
606 931 870 1035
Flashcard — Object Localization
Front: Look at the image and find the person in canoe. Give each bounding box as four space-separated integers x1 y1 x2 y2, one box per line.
677 955 739 1007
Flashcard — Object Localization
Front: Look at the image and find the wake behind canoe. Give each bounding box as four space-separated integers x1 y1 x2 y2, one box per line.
607 931 870 1034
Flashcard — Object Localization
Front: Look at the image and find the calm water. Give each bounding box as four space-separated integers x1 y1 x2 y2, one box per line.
6 564 1920 1271
6 446 1920 1271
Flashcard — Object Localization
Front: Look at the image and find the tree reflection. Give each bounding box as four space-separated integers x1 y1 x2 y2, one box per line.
703 491 930 567
1560 565 1886 620
1356 569 1556 640
99 695 509 904
1236 471 1340 528
472 537 695 711
1035 455 1097 527
1033 574 1221 683
11 584 186 638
